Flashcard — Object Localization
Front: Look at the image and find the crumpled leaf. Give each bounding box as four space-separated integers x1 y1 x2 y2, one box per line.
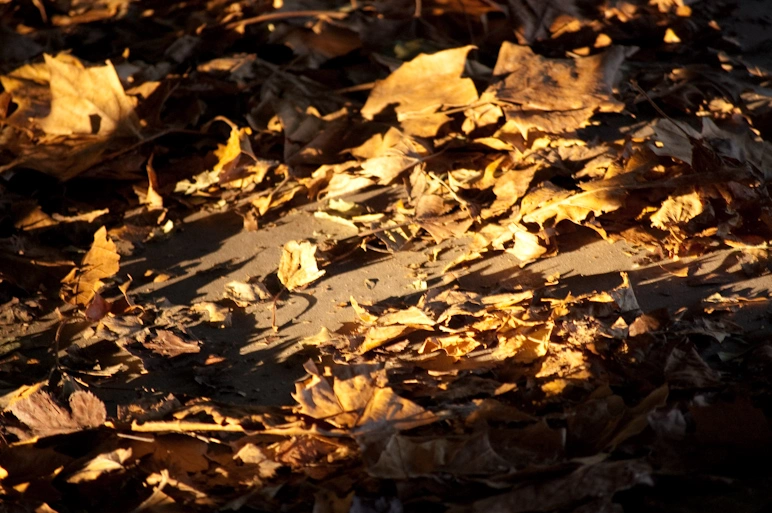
471 460 653 513
142 330 201 357
650 188 706 229
175 118 257 195
483 44 629 135
224 280 271 306
278 240 326 291
61 226 120 306
293 361 437 433
507 223 548 263
359 135 424 185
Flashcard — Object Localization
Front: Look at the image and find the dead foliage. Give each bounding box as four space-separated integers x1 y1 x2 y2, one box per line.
2 0 772 511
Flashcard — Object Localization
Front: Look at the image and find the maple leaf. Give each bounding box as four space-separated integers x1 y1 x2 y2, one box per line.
361 46 479 137
293 361 437 433
38 53 140 137
483 43 629 136
278 240 326 291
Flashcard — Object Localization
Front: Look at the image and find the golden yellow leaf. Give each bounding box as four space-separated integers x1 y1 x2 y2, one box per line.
351 297 379 324
359 325 414 353
507 223 548 263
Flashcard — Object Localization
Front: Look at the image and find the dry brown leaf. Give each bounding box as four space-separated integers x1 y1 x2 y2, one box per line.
8 389 79 437
471 460 652 513
361 46 478 137
355 387 438 434
483 164 540 218
142 330 201 357
224 280 271 306
66 448 131 483
377 306 436 328
351 297 379 324
234 443 283 478
494 321 553 363
8 389 105 438
650 189 705 229
607 384 668 449
520 182 625 228
664 343 722 389
190 301 232 326
484 44 629 135
38 53 140 137
360 325 414 353
0 59 52 131
363 431 512 479
420 334 480 358
278 240 326 291
507 223 548 263
415 194 475 243
175 118 257 195
151 435 210 473
293 361 437 433
359 136 424 185
61 226 120 306
69 390 107 429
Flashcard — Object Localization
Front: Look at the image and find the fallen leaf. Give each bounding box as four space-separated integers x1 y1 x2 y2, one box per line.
278 240 326 291
142 330 201 357
361 46 478 137
650 189 705 229
66 448 131 483
483 44 629 135
470 460 652 513
175 118 258 195
190 301 232 326
520 182 626 228
61 226 120 306
38 53 140 137
224 280 272 305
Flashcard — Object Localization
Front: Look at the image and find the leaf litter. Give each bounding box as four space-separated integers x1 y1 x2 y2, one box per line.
2 0 772 512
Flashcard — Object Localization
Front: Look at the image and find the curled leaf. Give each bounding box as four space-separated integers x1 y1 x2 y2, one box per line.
278 240 326 291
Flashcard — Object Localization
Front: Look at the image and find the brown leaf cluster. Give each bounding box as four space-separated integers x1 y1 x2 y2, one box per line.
3 0 772 511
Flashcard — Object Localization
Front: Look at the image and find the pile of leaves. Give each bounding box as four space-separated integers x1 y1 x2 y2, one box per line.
2 0 772 511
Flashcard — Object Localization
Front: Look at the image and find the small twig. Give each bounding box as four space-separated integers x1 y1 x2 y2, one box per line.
629 79 694 140
225 10 349 30
331 82 376 94
271 288 286 332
